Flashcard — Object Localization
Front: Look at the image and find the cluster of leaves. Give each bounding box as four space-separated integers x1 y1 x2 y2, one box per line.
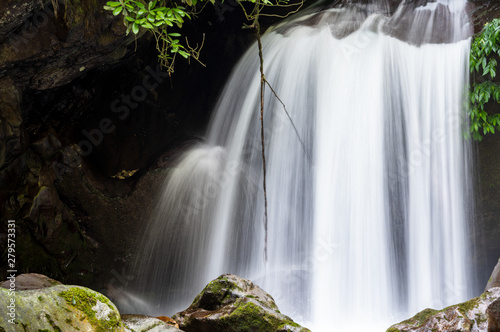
469 18 500 141
104 0 208 72
104 0 302 73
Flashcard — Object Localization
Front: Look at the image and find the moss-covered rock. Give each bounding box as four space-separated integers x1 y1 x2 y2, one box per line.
387 287 500 332
173 274 310 332
0 284 124 331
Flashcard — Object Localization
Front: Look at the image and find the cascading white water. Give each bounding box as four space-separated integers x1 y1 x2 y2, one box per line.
127 1 474 330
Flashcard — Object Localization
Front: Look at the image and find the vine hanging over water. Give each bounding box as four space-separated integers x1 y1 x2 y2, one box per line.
239 0 303 262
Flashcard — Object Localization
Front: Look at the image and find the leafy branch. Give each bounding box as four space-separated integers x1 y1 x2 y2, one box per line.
469 18 500 140
104 0 207 73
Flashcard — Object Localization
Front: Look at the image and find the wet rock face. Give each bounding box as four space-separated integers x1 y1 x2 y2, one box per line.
0 79 23 169
0 0 133 91
173 274 311 332
387 287 500 332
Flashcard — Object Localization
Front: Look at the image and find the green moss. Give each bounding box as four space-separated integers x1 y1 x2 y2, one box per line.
386 328 400 332
59 287 122 331
219 301 275 331
277 319 301 329
38 296 43 301
391 293 490 330
217 300 304 332
398 308 438 327
456 297 479 313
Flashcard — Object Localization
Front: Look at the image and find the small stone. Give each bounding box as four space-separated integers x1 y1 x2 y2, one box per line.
156 316 179 328
122 314 183 332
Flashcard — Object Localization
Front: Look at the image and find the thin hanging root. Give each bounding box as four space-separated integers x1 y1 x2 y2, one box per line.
256 21 269 262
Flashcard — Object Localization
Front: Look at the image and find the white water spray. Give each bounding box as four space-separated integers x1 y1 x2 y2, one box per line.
127 1 474 330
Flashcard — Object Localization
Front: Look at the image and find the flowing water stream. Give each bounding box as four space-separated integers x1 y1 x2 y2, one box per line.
125 1 475 330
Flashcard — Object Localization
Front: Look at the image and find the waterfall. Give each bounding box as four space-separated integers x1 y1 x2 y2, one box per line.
126 1 474 330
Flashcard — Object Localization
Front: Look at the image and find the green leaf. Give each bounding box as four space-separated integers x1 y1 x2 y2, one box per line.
113 6 123 15
132 22 139 34
106 1 121 6
178 50 190 58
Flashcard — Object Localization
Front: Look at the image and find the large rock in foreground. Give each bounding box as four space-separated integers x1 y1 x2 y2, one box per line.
0 284 124 331
387 287 500 332
173 274 311 332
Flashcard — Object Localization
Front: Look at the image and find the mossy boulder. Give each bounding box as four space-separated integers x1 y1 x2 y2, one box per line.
387 287 500 331
0 284 124 331
173 274 310 332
